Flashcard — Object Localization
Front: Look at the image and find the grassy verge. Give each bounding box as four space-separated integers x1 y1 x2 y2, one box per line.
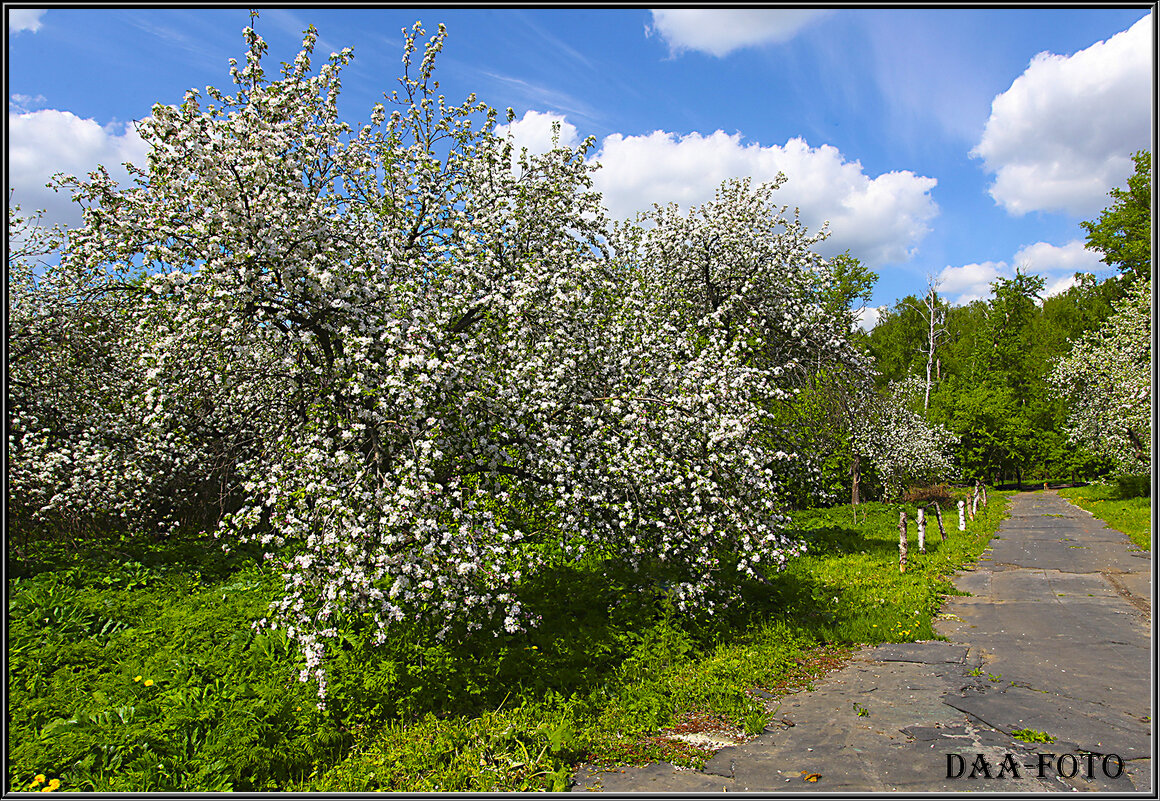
8 491 1008 792
1057 484 1151 551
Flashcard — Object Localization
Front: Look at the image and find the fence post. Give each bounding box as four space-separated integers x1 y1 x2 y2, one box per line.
917 507 926 554
932 502 947 540
899 509 908 573
957 500 966 531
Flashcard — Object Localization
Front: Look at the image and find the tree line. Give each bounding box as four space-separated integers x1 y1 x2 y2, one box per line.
866 150 1151 489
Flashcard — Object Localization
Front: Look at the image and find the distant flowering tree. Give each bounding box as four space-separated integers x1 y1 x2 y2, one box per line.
851 377 958 501
1050 275 1151 473
8 22 865 701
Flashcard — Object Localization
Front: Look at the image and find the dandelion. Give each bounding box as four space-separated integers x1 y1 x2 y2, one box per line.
144 679 154 687
134 675 142 682
30 774 45 787
47 779 61 791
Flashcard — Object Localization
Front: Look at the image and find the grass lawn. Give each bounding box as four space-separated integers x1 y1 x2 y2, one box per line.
1057 484 1151 551
7 490 1008 792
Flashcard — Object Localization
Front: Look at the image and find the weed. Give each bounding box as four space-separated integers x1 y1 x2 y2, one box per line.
1011 728 1055 744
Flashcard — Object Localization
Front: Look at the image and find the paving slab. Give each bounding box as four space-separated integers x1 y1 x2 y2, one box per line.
571 490 1153 793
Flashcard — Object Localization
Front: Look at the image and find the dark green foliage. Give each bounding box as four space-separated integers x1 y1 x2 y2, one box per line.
874 263 1130 487
1114 474 1151 499
866 296 931 388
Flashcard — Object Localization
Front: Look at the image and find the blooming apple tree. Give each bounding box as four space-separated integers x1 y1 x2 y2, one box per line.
8 22 868 700
850 376 958 501
1050 275 1151 473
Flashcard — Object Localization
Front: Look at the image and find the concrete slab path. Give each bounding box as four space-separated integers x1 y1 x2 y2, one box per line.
572 490 1152 793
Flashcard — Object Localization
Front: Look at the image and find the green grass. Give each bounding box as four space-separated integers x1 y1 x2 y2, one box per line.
8 490 1009 792
1011 727 1055 744
1057 484 1151 551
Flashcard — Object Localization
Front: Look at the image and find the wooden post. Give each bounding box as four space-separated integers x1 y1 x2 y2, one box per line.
957 500 966 531
932 502 946 541
970 483 979 519
899 509 908 573
981 484 987 507
917 507 926 554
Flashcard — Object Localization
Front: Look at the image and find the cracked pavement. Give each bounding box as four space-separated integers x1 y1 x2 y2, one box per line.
572 490 1152 793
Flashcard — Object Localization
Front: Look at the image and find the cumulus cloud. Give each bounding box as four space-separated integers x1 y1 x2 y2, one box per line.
494 109 581 157
1012 239 1104 277
648 9 831 57
971 14 1152 218
937 239 1108 305
495 111 938 268
589 127 938 268
9 9 46 33
8 109 150 228
855 305 885 332
936 261 1008 306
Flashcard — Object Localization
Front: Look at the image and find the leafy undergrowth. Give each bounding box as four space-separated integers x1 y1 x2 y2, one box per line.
1057 484 1151 551
8 491 1008 792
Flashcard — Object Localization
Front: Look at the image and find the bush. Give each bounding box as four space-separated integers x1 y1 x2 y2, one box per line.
901 483 956 506
1114 474 1150 499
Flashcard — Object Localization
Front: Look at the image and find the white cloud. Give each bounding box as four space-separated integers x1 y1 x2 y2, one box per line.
936 261 1008 306
589 128 938 268
647 9 831 57
1012 239 1104 277
494 109 581 157
971 14 1152 218
495 112 938 269
937 239 1108 305
855 304 885 332
9 9 46 33
8 109 150 228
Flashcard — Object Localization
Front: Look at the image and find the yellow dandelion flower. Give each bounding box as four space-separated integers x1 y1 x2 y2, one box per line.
144 679 154 687
30 774 45 787
47 779 60 790
134 676 142 682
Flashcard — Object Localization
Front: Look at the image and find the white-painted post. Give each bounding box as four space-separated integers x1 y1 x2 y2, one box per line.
957 500 966 531
899 509 908 573
917 507 926 554
972 482 980 517
933 502 946 540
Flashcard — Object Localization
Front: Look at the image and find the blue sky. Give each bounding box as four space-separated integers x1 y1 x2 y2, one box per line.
7 7 1154 322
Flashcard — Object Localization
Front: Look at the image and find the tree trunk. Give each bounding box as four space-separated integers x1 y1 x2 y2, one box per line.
851 453 861 506
957 500 966 531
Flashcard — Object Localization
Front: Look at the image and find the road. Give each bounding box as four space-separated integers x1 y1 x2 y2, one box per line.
572 490 1152 792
